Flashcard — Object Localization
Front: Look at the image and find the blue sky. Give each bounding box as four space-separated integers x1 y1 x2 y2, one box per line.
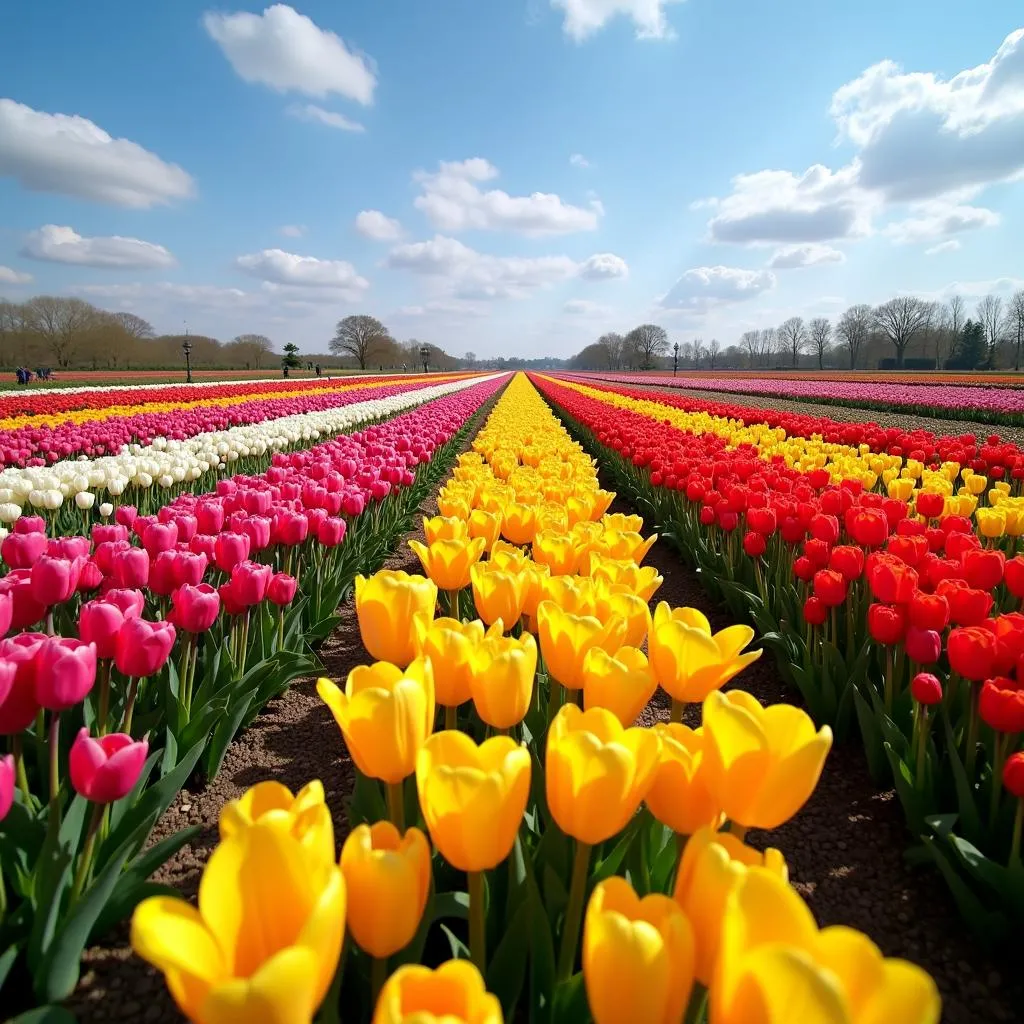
1 0 1022 358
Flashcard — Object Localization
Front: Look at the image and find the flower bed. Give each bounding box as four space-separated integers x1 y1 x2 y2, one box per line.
0 374 506 1015
535 371 1024 942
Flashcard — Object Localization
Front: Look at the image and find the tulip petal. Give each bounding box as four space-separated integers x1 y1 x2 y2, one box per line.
201 947 322 1024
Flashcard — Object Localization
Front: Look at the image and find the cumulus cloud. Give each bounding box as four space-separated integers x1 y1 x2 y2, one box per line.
413 159 601 236
21 225 176 269
235 248 369 295
660 265 776 314
286 104 364 132
202 4 376 104
73 282 254 309
385 235 626 300
355 210 403 241
0 99 194 208
767 244 846 270
578 252 629 279
883 201 1000 244
0 266 32 285
925 239 961 255
551 0 683 40
570 153 590 168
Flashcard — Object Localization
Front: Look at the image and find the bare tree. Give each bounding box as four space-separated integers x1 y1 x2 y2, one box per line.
680 341 694 367
693 337 706 368
808 317 831 369
112 312 155 340
977 294 1006 367
740 330 759 368
758 327 776 366
777 317 807 367
1008 289 1024 371
597 332 624 370
873 296 932 369
230 333 275 369
836 304 871 369
624 323 669 370
330 315 391 370
464 351 476 367
22 296 98 367
707 338 720 369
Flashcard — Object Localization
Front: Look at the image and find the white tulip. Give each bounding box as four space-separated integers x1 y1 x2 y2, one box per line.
76 491 96 509
99 502 114 517
44 489 63 510
0 504 21 523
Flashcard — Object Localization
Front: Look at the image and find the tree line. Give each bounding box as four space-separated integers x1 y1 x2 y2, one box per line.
569 290 1024 373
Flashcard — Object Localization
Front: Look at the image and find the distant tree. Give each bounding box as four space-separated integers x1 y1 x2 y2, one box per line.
22 295 97 367
330 315 390 370
624 323 668 370
946 294 965 335
597 332 624 370
947 319 987 370
873 296 932 369
740 330 759 368
707 338 720 369
758 327 776 366
230 334 275 369
778 317 807 367
808 318 831 369
464 351 476 367
837 304 871 369
1008 289 1024 371
112 312 155 340
977 294 1006 367
282 342 301 370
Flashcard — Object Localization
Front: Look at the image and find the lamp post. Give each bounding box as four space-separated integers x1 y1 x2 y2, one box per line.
673 341 679 377
182 329 193 384
419 343 430 374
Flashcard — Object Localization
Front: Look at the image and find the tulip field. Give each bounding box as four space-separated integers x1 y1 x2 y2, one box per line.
3 367 1024 1023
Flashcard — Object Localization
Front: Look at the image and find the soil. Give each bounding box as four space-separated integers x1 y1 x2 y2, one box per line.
67 387 1019 1024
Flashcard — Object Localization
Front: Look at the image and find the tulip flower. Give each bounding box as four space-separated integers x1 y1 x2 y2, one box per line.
645 723 722 836
0 634 44 734
35 636 97 712
0 754 14 822
673 825 787 986
171 584 222 634
583 876 694 1024
701 690 832 831
581 646 657 727
354 570 438 668
537 600 627 695
372 961 501 1024
470 560 528 629
69 727 149 803
590 555 664 602
30 555 82 607
595 587 651 649
713 868 940 1024
469 629 537 730
219 779 335 867
114 617 177 679
132 822 346 1024
267 572 298 607
467 507 502 551
341 822 431 959
413 616 486 722
317 658 434 823
423 514 469 545
648 604 762 719
408 536 487 593
532 530 583 575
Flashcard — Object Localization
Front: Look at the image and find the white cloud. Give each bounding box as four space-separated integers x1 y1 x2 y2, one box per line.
570 153 590 168
925 240 961 256
413 158 600 236
386 235 626 300
922 276 1024 301
73 282 254 309
883 201 1000 244
0 266 32 285
564 298 611 316
660 265 776 314
202 4 376 104
355 210 403 241
551 0 683 41
0 99 194 208
235 248 369 294
395 299 489 319
767 244 846 270
286 104 364 132
21 225 176 269
578 252 629 280
280 224 306 237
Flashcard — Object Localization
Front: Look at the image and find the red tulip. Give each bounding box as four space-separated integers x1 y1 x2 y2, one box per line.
812 569 847 608
910 672 943 705
1003 752 1024 798
904 627 942 665
69 728 148 803
915 492 945 519
908 592 949 632
866 554 918 605
961 549 1005 591
742 531 766 558
114 618 176 678
170 584 221 633
267 573 298 607
35 637 97 711
868 603 907 645
947 626 998 682
802 595 827 626
979 678 1024 734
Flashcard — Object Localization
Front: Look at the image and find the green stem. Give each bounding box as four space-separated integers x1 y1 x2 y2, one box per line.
446 589 459 620
914 706 931 793
468 869 487 974
965 685 981 779
277 607 285 651
12 734 31 804
670 698 684 724
884 648 894 716
683 982 709 1024
48 712 61 836
444 703 458 731
990 732 1011 827
546 677 562 724
1010 799 1023 867
69 802 104 906
96 660 112 735
556 840 592 982
122 677 142 735
387 781 406 832
370 956 388 1008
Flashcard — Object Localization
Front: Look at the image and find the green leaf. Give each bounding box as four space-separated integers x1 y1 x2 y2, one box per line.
853 683 888 783
440 923 471 960
941 714 983 844
486 900 530 1018
432 890 470 920
10 1007 78 1024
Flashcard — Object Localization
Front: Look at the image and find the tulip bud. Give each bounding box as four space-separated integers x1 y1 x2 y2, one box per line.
35 637 97 711
373 961 501 1024
80 600 125 660
267 572 298 607
114 618 176 678
69 727 148 803
171 584 221 633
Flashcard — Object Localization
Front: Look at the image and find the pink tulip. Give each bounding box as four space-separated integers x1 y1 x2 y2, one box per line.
170 584 221 633
190 534 217 561
218 581 247 617
103 588 146 620
268 573 298 607
241 516 272 551
148 551 179 597
196 501 225 534
77 560 104 593
229 561 273 607
80 600 125 660
92 523 129 546
342 492 365 517
112 547 150 589
0 754 13 821
35 637 97 711
48 536 91 561
114 618 176 678
174 550 208 587
31 555 83 606
14 515 46 535
170 514 198 543
2 531 47 569
0 590 11 638
1 570 47 630
115 505 138 530
69 728 148 804
273 511 308 546
142 521 178 556
0 634 45 733
214 532 250 572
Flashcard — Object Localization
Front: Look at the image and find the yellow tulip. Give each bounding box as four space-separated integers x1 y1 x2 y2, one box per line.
340 822 431 959
416 731 530 872
537 601 627 692
546 704 659 845
976 506 1007 539
413 616 484 709
532 530 583 575
470 630 538 729
601 512 644 534
372 960 502 1024
355 571 438 668
436 492 471 520
470 561 528 628
590 554 664 602
648 603 762 708
673 825 787 986
520 560 552 619
219 780 334 866
490 541 531 573
583 876 694 1024
501 501 537 545
317 659 435 785
595 586 651 648
713 868 940 1024
644 724 722 837
423 515 469 545
538 575 599 617
131 822 345 1024
582 646 657 726
468 508 502 550
409 536 488 592
702 690 832 830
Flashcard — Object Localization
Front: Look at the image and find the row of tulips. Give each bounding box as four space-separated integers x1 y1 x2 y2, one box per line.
536 372 1024 938
0 373 467 468
0 375 507 1014
131 373 940 1024
0 375 491 535
558 374 1024 480
576 371 1024 426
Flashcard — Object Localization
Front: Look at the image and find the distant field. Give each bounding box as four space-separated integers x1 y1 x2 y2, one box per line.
644 368 1024 387
0 368 362 391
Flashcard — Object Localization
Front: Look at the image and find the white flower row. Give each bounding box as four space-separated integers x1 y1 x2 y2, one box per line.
0 374 500 520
